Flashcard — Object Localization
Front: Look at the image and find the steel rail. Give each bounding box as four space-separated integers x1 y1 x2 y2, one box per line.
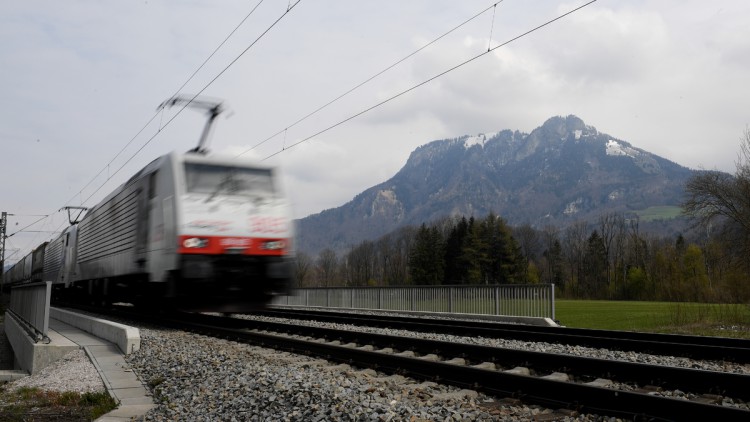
187 312 750 401
157 311 750 421
259 307 750 363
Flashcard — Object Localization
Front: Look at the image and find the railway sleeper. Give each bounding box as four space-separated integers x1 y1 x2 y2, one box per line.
535 409 581 421
540 372 570 382
443 357 466 365
584 378 614 388
418 353 441 362
472 362 496 370
504 366 531 376
693 394 724 405
635 384 663 394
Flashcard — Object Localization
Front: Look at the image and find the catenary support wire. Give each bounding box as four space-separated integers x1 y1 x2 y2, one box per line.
263 0 598 160
237 1 502 157
488 3 498 51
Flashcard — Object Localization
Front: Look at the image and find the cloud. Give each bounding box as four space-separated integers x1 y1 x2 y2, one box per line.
2 0 750 260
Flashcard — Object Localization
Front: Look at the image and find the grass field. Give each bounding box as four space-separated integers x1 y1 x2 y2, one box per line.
556 300 750 338
633 205 683 222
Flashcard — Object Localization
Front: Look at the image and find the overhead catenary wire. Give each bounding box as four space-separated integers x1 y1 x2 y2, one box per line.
5 214 49 217
237 1 504 158
170 0 267 107
63 0 269 211
76 0 303 208
13 231 60 234
6 214 50 239
263 0 598 160
7 1 297 258
6 213 61 265
8 0 478 241
7 0 594 260
4 238 20 262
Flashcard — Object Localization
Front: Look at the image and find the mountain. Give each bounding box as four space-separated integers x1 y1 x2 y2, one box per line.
296 115 694 256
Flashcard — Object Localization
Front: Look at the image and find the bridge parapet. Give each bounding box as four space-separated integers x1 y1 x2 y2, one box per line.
273 283 556 322
9 281 51 343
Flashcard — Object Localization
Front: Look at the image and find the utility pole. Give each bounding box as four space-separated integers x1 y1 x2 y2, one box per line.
1 211 7 298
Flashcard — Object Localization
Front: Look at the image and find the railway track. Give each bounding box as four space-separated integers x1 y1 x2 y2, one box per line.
258 307 750 363
82 305 750 421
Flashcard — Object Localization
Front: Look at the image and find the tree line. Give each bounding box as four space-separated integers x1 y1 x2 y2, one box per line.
294 129 750 304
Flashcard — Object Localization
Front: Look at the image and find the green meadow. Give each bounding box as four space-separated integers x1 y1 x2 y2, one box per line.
632 205 683 222
555 300 750 338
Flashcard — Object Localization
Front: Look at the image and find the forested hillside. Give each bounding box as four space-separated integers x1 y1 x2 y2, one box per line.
295 211 748 303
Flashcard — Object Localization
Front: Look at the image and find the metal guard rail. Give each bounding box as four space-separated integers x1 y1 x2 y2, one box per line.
273 283 555 320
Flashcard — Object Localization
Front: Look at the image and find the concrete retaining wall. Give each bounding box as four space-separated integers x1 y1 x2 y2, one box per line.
4 311 78 375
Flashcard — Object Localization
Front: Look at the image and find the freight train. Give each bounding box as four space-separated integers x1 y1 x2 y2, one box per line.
2 150 295 312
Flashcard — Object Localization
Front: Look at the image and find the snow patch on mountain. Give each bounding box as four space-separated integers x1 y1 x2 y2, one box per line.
464 132 498 149
608 189 624 201
606 140 638 158
564 197 584 216
606 139 662 173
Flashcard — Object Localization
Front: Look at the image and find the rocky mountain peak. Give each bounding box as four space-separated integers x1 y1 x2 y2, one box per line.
540 115 588 137
296 116 694 256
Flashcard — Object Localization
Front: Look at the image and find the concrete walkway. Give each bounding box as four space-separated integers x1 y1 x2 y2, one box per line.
48 318 155 421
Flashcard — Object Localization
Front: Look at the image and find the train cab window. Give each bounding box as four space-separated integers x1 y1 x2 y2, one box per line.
184 163 275 197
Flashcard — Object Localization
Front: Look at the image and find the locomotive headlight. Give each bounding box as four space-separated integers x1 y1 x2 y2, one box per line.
261 240 285 250
183 237 209 248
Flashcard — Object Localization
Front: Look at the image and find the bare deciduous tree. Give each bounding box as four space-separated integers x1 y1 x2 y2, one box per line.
683 127 750 270
563 221 589 293
598 212 625 292
316 248 338 287
294 252 312 287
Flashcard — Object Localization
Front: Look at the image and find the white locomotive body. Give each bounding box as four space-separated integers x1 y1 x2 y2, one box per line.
4 151 295 312
75 151 294 311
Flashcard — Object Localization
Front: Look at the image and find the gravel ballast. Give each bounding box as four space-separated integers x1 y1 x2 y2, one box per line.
126 327 609 421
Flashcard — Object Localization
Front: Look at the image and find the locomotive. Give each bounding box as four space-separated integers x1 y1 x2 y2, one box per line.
2 97 295 312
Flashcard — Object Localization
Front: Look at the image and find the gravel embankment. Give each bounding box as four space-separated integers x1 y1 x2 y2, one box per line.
4 348 106 394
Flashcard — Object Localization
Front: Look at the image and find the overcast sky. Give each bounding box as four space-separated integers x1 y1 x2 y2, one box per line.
2 0 749 264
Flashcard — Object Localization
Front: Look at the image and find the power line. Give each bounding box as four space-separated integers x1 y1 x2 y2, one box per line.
6 1 302 262
237 1 503 158
5 214 49 217
76 1 304 208
4 237 22 263
6 214 50 238
263 0 598 160
171 0 267 104
8 1 271 248
63 0 270 211
7 1 596 260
